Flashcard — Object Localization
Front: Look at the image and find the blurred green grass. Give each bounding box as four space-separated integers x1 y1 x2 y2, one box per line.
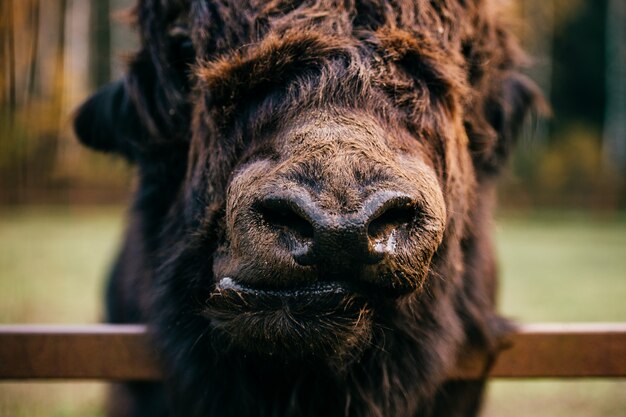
0 208 625 416
0 207 125 417
483 211 626 417
494 211 626 322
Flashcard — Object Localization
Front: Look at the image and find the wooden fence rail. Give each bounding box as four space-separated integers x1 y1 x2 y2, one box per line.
1 323 625 381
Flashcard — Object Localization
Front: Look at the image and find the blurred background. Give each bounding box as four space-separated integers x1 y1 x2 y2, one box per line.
0 0 625 416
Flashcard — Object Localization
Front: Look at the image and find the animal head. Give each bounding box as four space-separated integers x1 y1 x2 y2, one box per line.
75 1 541 415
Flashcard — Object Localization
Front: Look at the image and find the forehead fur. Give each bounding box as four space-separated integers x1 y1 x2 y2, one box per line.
196 30 355 106
136 0 525 107
370 27 468 105
131 0 538 178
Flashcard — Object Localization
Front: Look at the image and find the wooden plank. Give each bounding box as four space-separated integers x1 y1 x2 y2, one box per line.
451 323 626 379
1 323 625 380
0 325 160 380
491 323 626 378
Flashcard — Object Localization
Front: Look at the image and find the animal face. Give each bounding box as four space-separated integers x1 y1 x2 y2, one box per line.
74 2 542 416
185 28 474 361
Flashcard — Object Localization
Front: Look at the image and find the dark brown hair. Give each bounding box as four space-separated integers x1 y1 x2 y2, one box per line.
73 1 543 416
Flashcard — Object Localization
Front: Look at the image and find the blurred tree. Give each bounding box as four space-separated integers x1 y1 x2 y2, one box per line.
502 0 626 209
603 0 626 173
89 0 111 89
520 0 555 146
0 0 132 205
26 0 40 99
550 0 607 138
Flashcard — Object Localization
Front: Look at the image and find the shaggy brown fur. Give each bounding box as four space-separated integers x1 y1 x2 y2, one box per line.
73 1 543 416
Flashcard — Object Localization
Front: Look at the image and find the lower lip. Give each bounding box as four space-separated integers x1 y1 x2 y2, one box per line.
216 277 353 298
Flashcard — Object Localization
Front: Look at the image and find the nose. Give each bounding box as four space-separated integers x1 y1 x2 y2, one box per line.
256 191 418 268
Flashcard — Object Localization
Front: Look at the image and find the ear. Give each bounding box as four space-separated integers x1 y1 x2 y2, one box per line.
468 72 546 179
73 79 146 162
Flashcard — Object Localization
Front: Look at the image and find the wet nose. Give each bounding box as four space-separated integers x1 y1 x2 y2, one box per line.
257 191 418 267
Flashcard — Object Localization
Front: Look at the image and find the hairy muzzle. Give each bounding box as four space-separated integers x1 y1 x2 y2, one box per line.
205 185 444 358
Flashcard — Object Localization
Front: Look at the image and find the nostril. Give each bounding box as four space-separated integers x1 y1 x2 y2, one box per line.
367 205 415 239
257 197 315 240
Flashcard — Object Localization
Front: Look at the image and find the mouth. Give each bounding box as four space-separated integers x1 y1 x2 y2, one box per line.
213 271 415 304
210 277 372 312
205 277 374 360
216 277 356 299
